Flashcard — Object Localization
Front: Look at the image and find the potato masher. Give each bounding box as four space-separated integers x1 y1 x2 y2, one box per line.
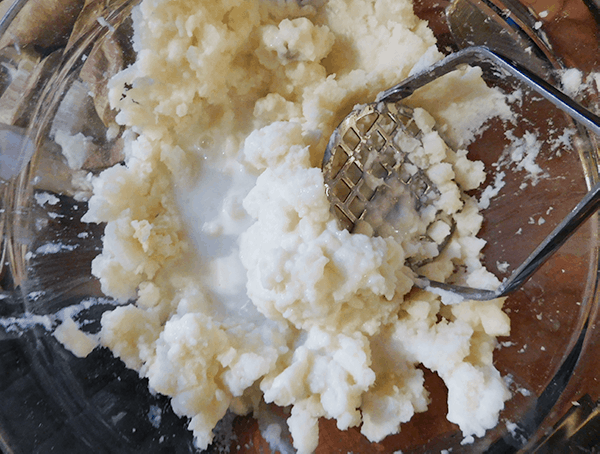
322 46 600 302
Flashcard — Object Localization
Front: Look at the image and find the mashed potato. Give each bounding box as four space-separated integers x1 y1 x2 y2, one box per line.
82 0 512 451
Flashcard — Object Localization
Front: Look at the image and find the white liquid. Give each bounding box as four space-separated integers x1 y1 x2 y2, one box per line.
175 154 261 321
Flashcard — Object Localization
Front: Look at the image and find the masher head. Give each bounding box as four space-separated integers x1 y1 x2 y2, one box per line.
322 101 455 266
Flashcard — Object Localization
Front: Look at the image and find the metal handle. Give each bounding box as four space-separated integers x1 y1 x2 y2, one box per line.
424 182 600 301
379 46 600 137
498 181 600 296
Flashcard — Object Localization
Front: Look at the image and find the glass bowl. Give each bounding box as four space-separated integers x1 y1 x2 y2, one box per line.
0 0 599 452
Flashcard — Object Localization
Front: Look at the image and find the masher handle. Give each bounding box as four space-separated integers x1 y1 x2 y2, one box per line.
379 46 600 137
423 181 600 301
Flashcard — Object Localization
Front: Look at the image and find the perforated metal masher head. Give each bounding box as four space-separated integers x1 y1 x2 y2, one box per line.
321 46 600 302
321 101 453 268
323 102 430 230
